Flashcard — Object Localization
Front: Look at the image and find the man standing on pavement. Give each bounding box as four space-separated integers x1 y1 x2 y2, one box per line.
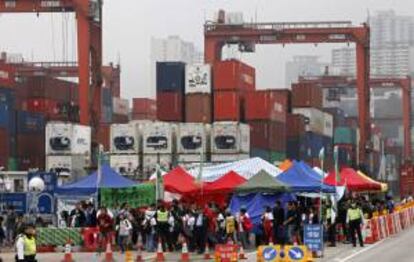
15 224 37 262
272 201 285 245
325 201 336 247
347 201 364 248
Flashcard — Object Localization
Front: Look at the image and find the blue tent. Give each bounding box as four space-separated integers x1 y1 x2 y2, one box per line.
276 161 336 193
229 193 296 231
56 164 137 195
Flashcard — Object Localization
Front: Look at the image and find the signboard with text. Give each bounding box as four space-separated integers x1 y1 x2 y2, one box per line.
304 224 323 252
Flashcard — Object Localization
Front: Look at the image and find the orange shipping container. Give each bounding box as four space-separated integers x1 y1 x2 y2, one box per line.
213 60 255 91
185 93 212 123
214 91 241 121
291 83 322 109
245 90 289 122
132 98 156 115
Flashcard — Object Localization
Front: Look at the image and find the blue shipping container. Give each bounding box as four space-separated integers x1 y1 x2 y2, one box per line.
156 62 186 93
102 88 113 107
287 132 333 160
16 111 45 134
0 87 15 107
0 104 15 132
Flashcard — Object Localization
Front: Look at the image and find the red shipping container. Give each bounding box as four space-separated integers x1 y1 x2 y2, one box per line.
132 98 157 115
96 124 111 151
245 90 289 122
286 114 307 138
102 64 121 98
0 62 16 87
0 128 10 169
185 93 212 123
213 60 255 91
18 155 45 171
249 121 286 151
291 83 322 109
214 91 241 121
16 134 45 157
132 113 156 121
157 92 185 122
23 76 75 101
26 98 59 115
112 114 129 124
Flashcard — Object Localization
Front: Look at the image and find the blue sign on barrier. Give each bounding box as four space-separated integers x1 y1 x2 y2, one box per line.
262 247 278 261
304 224 323 252
1 193 27 214
288 246 305 260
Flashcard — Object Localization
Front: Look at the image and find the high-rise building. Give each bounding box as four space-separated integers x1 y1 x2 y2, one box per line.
150 36 202 95
331 10 414 77
285 56 327 87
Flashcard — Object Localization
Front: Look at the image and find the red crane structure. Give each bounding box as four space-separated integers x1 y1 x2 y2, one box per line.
297 75 412 163
0 0 103 127
204 10 371 166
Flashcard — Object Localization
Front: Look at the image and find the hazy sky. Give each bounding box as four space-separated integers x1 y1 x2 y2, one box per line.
0 0 412 99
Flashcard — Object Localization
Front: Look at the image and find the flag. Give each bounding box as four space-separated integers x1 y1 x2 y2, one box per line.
155 164 164 200
333 146 340 183
96 145 103 189
319 147 325 170
378 140 386 181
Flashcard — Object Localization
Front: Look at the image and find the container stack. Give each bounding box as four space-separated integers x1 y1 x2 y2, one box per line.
45 122 91 180
290 83 334 166
156 62 186 122
132 98 156 121
101 88 113 124
142 122 175 174
213 60 255 121
246 90 290 164
185 64 212 123
0 88 16 169
15 111 46 170
176 123 209 164
109 122 140 177
112 97 129 124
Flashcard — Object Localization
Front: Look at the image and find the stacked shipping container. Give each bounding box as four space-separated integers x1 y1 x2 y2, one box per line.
156 62 186 122
132 98 156 120
246 90 289 163
213 60 255 121
0 88 15 169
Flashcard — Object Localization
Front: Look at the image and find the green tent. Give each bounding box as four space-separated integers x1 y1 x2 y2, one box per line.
100 183 156 208
235 170 289 194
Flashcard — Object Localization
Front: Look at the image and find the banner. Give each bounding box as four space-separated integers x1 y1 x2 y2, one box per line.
100 183 156 208
1 193 27 214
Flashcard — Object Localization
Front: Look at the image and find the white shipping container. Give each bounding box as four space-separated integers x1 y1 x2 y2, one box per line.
113 97 129 115
143 154 173 174
185 64 212 94
110 154 140 176
323 112 334 137
177 154 207 163
176 123 209 154
211 154 248 163
142 122 175 154
292 108 325 135
45 122 91 156
110 123 140 154
225 12 244 25
46 155 89 178
211 122 250 154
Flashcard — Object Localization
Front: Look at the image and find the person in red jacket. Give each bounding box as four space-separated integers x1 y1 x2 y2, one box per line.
97 207 114 251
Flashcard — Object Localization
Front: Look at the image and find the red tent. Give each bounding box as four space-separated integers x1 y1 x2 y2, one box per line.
324 167 382 192
204 171 247 194
163 166 202 194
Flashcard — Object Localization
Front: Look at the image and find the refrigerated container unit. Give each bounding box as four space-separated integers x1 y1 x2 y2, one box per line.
143 154 173 175
110 123 140 154
46 155 89 180
45 122 91 156
142 122 176 155
185 64 212 94
210 122 250 155
110 154 140 177
176 123 209 163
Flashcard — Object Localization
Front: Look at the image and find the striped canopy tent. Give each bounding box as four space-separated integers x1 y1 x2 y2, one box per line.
188 157 282 182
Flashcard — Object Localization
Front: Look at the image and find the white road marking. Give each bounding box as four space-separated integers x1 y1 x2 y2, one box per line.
335 240 386 262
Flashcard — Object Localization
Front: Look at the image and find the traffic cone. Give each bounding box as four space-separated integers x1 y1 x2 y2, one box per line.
203 243 211 260
62 239 73 262
155 239 165 262
239 245 247 260
180 240 190 262
125 250 133 262
105 242 114 262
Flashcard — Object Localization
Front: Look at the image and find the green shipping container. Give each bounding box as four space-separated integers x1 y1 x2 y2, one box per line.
334 127 356 145
270 151 286 163
251 148 286 164
7 158 18 171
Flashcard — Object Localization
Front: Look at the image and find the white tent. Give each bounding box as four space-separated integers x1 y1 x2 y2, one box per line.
188 157 282 182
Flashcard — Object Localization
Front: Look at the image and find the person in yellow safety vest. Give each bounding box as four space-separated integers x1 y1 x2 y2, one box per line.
15 223 37 262
156 205 169 251
325 201 336 247
347 202 365 248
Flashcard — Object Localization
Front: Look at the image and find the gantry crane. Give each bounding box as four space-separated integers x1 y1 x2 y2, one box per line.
204 10 371 166
298 75 412 163
0 0 103 128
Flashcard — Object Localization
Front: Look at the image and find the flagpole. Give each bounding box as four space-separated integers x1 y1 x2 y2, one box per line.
319 147 325 257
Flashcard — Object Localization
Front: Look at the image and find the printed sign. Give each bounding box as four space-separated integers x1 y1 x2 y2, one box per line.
304 224 323 252
262 246 278 261
215 244 238 262
1 193 27 214
288 246 305 260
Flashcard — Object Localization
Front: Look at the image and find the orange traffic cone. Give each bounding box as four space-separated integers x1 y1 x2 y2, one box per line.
155 239 165 262
239 245 247 260
203 243 211 260
180 240 190 262
61 239 73 262
105 241 114 262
